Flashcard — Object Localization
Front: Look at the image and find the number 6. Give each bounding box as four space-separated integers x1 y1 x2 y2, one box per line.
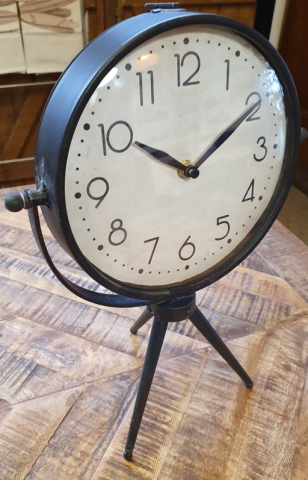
179 236 196 261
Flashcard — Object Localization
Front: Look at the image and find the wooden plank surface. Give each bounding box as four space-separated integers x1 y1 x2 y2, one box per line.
0 185 308 479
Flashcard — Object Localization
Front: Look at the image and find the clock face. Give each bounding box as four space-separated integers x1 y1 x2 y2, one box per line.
65 24 286 290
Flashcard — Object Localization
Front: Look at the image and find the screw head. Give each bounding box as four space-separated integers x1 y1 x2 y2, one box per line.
186 166 199 179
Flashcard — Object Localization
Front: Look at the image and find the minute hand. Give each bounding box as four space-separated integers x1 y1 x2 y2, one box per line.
194 100 261 168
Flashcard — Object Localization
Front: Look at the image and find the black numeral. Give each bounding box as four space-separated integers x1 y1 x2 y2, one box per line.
254 137 267 161
215 215 230 240
136 71 154 106
144 236 159 264
86 177 109 208
245 92 261 121
174 52 200 87
136 72 143 106
148 71 154 104
179 236 196 261
242 179 255 202
98 121 133 156
225 59 230 91
108 219 127 246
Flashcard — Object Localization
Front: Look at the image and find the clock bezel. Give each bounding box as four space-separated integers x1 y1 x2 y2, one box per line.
35 11 300 302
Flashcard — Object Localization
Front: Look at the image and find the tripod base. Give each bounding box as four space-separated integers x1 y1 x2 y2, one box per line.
124 294 253 461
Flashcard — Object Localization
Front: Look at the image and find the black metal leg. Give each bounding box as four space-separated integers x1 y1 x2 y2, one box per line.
190 307 253 388
124 317 168 461
130 306 153 334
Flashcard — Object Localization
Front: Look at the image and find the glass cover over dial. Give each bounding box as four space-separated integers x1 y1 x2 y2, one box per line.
65 25 286 288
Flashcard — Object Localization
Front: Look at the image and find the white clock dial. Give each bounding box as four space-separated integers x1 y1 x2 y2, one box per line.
65 25 286 288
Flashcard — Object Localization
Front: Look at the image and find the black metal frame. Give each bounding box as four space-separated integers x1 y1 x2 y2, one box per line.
34 8 300 303
124 294 253 461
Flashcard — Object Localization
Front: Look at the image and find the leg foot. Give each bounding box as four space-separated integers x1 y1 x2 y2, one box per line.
130 306 153 334
190 307 253 387
124 450 133 461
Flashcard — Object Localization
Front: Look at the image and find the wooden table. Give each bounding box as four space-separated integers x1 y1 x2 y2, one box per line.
0 185 308 480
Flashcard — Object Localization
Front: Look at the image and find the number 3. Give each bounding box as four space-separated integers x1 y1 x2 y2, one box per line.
254 136 267 162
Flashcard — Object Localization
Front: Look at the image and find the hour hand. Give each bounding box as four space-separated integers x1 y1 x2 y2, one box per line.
133 141 186 172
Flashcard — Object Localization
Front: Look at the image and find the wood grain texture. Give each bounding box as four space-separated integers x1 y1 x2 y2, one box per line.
0 186 308 479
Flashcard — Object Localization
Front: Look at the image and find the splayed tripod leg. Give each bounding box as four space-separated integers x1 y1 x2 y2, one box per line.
189 307 253 388
124 317 168 461
130 306 153 334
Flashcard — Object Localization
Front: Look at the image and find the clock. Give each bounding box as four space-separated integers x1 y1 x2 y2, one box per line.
3 3 302 464
30 6 300 304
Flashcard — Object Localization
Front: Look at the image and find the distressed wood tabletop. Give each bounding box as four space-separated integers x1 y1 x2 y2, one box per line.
0 185 308 480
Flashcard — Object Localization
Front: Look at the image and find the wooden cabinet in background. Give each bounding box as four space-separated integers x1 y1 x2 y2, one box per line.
121 0 256 27
0 0 256 188
279 0 308 195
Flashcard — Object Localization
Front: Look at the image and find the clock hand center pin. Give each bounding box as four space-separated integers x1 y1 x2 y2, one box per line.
178 160 200 179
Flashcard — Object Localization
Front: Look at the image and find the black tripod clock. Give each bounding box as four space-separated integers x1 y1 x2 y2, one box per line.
5 3 300 462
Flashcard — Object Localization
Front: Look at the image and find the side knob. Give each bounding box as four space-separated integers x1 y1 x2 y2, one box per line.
4 193 24 212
